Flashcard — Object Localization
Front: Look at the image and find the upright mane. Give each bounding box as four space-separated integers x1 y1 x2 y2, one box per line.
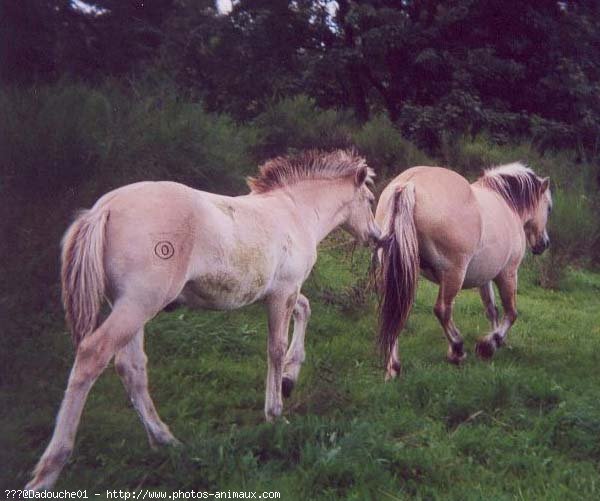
247 149 374 193
477 162 543 217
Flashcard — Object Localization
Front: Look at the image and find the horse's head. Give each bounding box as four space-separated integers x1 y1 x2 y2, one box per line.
525 177 551 255
342 166 381 245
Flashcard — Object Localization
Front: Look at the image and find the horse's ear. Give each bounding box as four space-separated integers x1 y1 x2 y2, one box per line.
355 166 368 187
540 177 550 193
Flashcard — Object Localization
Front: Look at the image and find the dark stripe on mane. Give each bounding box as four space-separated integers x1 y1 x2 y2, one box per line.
247 149 371 193
477 163 542 217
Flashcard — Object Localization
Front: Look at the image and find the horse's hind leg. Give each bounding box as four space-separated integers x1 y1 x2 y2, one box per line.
476 270 518 359
385 339 401 381
115 328 179 447
479 281 499 331
433 268 467 364
282 294 311 398
25 301 149 491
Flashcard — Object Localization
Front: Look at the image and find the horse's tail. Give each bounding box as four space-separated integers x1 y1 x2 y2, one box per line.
376 182 419 365
61 208 110 348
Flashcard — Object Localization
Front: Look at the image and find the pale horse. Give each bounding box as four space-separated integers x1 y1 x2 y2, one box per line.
374 162 551 379
25 150 381 490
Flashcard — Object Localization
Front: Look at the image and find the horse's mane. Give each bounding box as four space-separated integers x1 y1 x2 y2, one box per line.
477 162 543 217
247 149 374 194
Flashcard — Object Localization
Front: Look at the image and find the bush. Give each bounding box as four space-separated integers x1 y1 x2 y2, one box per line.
440 135 537 176
104 94 257 194
0 81 258 198
252 95 356 158
352 114 430 178
534 189 600 289
0 82 109 197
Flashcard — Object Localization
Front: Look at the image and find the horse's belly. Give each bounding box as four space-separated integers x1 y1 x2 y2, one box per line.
180 271 267 310
463 253 506 289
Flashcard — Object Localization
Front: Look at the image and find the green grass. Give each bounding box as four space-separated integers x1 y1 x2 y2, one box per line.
2 239 600 500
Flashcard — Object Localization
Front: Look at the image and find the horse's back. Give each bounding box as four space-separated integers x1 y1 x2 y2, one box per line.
93 181 293 310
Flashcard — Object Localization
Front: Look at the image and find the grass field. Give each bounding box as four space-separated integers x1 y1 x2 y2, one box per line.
2 237 600 500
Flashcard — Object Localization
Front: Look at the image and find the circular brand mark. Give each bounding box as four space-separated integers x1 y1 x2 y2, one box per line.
154 241 175 260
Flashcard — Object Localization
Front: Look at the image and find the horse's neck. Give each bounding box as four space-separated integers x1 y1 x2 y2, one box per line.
472 182 529 225
284 180 351 244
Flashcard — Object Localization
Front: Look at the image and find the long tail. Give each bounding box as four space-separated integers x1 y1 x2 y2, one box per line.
376 182 419 365
60 208 109 348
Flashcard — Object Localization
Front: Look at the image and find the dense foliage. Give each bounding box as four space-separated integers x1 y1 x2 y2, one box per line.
3 1 600 153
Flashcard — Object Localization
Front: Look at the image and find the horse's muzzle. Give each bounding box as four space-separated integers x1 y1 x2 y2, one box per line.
532 236 550 255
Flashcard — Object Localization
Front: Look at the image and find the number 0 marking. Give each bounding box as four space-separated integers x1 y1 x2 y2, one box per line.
154 241 175 260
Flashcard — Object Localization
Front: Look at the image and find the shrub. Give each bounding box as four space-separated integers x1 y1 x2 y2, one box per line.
104 94 257 194
0 82 108 197
440 135 537 176
352 114 430 178
0 81 258 198
534 189 600 289
252 95 356 158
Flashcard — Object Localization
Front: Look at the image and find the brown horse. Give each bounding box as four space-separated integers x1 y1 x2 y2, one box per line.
375 162 551 379
26 150 380 491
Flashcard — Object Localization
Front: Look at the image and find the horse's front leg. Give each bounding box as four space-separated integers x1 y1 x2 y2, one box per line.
476 269 518 359
264 291 297 422
479 281 499 331
282 294 311 398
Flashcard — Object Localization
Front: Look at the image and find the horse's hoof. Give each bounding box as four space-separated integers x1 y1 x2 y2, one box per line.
24 476 53 492
446 342 467 365
475 338 496 360
266 412 288 424
447 350 467 365
282 377 295 398
150 430 182 449
169 437 183 448
24 480 41 492
385 361 402 381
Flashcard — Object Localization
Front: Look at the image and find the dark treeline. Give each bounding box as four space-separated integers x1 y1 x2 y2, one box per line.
2 0 600 154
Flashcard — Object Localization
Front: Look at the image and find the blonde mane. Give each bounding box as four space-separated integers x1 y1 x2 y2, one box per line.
477 162 543 217
247 149 374 194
